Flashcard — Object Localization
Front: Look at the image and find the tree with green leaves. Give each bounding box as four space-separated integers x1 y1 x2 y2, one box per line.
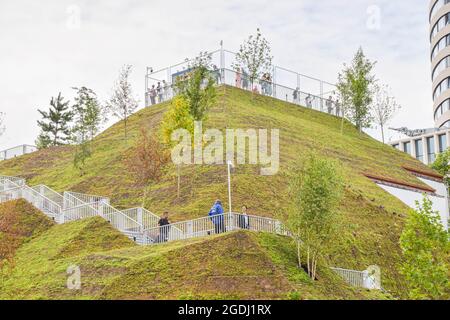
160 96 194 199
105 64 139 139
233 28 273 89
399 196 449 300
371 83 401 143
431 149 450 186
337 48 376 132
160 96 194 146
36 93 73 149
175 52 216 121
72 87 103 141
71 87 102 176
286 154 344 280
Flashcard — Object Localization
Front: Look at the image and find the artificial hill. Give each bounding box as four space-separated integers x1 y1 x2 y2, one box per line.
0 200 386 299
0 85 442 298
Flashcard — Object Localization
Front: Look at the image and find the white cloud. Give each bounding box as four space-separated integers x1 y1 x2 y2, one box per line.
0 0 432 148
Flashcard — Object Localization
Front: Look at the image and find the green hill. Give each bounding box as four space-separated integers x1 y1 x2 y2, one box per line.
0 212 386 300
0 85 438 298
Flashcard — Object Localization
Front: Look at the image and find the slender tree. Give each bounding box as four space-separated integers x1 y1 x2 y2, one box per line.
337 48 376 131
175 52 217 121
160 96 194 199
125 127 170 206
36 93 73 148
400 196 449 300
286 154 343 279
233 28 273 89
372 83 401 143
105 64 139 139
72 87 102 141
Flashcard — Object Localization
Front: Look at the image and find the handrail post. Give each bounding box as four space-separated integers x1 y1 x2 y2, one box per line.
137 207 143 233
187 221 193 238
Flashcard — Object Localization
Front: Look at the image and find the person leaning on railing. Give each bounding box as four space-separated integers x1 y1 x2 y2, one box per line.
208 200 225 234
157 212 171 243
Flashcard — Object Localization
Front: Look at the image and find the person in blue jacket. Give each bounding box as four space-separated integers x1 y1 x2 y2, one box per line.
209 200 225 234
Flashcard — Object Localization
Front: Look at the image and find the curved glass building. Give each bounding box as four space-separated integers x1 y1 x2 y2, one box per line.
430 0 450 128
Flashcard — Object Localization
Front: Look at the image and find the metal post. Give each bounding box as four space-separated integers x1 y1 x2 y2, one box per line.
137 207 143 232
145 68 149 107
273 66 277 98
227 160 233 214
220 41 225 84
320 81 324 111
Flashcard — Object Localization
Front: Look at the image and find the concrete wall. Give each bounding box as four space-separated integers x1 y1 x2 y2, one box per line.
376 177 449 230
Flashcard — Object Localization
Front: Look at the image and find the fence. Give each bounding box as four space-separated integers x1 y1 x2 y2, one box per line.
31 185 64 208
144 48 339 116
0 145 37 161
142 212 290 244
330 267 381 290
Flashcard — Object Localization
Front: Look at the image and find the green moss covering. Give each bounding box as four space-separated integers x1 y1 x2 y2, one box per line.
0 85 437 299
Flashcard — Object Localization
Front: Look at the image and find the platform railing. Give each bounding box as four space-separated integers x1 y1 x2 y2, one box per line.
0 145 37 161
142 212 289 244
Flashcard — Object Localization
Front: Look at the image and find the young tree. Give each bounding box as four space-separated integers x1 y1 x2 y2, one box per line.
400 196 449 300
287 154 343 280
124 127 170 206
36 93 73 148
71 87 102 176
233 28 273 88
431 149 450 186
160 96 194 199
372 83 401 143
105 64 139 139
72 87 102 141
337 48 376 131
175 52 217 121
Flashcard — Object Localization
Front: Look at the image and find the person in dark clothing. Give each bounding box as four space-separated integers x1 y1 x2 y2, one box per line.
157 211 171 243
208 200 225 234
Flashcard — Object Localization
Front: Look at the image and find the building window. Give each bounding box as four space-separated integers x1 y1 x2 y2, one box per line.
439 134 447 152
432 56 450 81
427 137 436 163
433 77 450 101
403 142 411 155
415 140 424 162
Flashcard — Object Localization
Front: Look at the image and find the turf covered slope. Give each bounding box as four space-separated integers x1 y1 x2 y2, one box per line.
0 199 54 263
0 224 386 300
0 216 135 299
0 85 439 297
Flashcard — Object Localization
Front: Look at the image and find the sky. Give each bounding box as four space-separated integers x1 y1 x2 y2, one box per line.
0 0 432 149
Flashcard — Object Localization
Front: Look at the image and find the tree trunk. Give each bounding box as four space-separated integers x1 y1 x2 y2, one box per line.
381 124 385 144
307 247 311 278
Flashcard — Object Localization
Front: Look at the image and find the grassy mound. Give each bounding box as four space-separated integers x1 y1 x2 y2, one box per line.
0 85 436 298
0 225 386 300
0 199 54 267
